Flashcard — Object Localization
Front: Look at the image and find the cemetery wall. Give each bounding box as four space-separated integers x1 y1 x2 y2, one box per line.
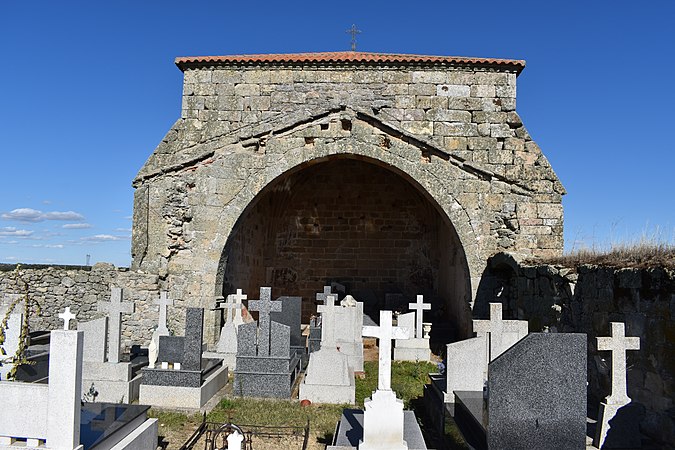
476 253 675 446
0 263 161 349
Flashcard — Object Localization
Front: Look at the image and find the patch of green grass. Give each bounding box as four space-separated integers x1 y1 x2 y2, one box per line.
355 360 437 408
207 397 346 438
148 409 201 428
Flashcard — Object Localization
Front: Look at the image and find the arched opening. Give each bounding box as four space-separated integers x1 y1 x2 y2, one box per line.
218 156 471 340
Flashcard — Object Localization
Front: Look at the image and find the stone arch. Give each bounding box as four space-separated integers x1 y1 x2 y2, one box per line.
213 150 481 337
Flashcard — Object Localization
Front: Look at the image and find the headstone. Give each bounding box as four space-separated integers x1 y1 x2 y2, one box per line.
394 294 432 362
473 302 528 362
487 333 587 450
444 336 487 403
594 322 642 449
233 287 301 398
409 295 431 339
47 330 84 450
208 289 246 366
58 306 76 331
300 293 355 404
333 295 365 372
154 291 174 336
360 310 411 450
78 317 108 363
97 286 134 363
270 295 303 349
140 307 229 409
248 287 282 356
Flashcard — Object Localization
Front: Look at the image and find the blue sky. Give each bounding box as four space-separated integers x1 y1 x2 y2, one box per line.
1 1 673 267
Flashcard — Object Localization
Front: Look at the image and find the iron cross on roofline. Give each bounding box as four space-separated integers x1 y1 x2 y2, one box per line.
346 24 361 51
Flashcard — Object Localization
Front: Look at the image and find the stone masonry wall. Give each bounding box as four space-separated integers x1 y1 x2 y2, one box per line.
476 253 675 447
132 61 565 340
0 264 164 351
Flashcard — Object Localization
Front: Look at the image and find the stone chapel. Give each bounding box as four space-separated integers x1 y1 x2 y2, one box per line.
131 52 564 343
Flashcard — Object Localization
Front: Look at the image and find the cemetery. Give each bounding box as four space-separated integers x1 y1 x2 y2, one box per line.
0 50 673 450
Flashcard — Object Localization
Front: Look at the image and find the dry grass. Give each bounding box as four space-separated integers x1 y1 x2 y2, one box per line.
531 238 675 270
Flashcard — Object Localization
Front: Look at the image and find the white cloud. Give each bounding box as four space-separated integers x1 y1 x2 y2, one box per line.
80 234 130 243
114 228 132 232
31 244 65 249
0 227 34 237
2 256 19 261
124 215 133 220
62 223 92 229
1 208 85 223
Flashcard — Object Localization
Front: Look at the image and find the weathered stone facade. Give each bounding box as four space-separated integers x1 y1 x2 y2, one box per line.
131 52 565 342
476 253 675 447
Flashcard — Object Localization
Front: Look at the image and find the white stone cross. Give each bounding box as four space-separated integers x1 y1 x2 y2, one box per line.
58 307 76 330
317 294 338 346
362 310 410 391
219 289 246 324
248 287 282 356
154 291 174 335
597 322 640 405
473 302 528 362
98 286 135 363
408 295 431 339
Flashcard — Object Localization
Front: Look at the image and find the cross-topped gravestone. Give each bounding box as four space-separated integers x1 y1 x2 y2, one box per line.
58 307 76 330
219 289 246 325
473 302 528 361
408 295 431 339
597 322 640 404
154 291 173 335
317 294 338 346
594 322 642 448
363 310 410 391
98 286 134 363
248 287 282 356
316 285 334 306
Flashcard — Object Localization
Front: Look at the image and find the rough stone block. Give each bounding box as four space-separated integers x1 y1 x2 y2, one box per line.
436 84 470 97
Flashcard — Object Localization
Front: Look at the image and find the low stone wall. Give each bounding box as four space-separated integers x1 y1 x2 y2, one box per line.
476 253 675 447
0 263 161 350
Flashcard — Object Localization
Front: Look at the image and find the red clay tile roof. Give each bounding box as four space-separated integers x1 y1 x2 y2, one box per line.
175 52 525 73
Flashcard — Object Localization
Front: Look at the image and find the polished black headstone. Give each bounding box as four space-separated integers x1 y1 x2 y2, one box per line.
183 308 203 371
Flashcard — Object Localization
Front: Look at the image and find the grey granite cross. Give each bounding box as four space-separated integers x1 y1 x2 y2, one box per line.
597 322 640 405
408 295 431 339
219 289 246 324
248 287 282 356
317 294 338 346
316 285 334 306
362 310 409 391
58 307 76 330
98 286 134 363
473 302 527 361
154 291 173 335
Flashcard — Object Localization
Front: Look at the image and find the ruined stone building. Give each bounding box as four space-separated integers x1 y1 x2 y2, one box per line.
131 52 565 342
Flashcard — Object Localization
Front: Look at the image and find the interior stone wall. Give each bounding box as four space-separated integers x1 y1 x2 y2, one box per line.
476 253 675 447
221 158 468 323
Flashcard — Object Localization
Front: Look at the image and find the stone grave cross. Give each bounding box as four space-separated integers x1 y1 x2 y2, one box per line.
408 295 431 339
473 302 527 361
154 291 173 335
248 287 282 356
316 294 338 346
98 286 135 363
362 310 410 391
58 307 76 330
597 322 640 404
1 294 23 377
219 289 246 325
316 285 334 306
